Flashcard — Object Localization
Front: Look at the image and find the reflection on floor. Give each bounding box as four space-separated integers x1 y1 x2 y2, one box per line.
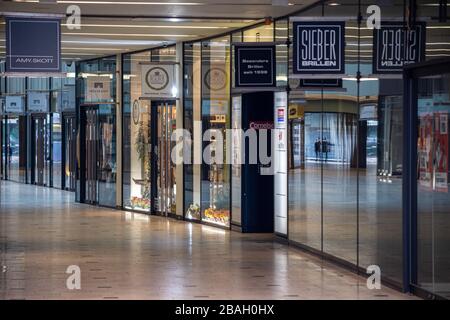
0 181 415 300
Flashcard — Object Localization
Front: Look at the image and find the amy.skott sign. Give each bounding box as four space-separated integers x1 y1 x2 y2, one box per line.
6 17 61 73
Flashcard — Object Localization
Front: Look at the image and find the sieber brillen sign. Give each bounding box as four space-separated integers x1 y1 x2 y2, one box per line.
293 21 345 74
373 22 426 73
6 17 61 73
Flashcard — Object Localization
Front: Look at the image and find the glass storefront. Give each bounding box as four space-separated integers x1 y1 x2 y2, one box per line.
123 50 152 212
0 62 76 190
122 46 177 214
416 72 450 297
184 36 232 227
286 0 450 290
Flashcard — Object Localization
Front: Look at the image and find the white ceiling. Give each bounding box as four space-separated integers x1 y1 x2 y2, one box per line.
0 0 318 61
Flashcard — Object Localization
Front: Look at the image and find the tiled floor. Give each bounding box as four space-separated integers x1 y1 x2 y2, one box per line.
0 181 416 300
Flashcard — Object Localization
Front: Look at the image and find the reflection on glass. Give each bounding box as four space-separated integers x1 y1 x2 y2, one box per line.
6 117 25 183
64 115 77 191
52 113 62 188
122 51 152 212
184 42 202 221
98 104 116 207
417 73 450 297
201 36 231 227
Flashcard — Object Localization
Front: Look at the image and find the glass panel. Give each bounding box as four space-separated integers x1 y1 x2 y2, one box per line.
64 115 76 191
122 51 152 212
98 104 116 207
184 42 202 220
231 95 242 225
201 36 231 227
417 73 450 298
358 0 405 283
32 116 50 186
52 113 62 189
6 116 23 183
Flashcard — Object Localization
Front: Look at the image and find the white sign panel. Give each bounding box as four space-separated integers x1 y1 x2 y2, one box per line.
141 64 176 99
86 76 111 101
27 92 49 112
5 96 24 113
274 91 288 236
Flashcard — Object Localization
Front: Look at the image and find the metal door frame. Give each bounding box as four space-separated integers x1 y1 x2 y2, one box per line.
151 100 176 217
62 112 76 191
79 105 99 205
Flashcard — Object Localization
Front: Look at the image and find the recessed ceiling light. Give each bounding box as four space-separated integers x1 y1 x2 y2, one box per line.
62 32 194 37
57 1 202 5
61 23 228 29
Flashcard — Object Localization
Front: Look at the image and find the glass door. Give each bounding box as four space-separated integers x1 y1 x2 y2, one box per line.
153 101 176 216
81 104 116 207
63 114 76 191
84 107 98 205
416 71 450 298
97 104 116 207
31 114 50 186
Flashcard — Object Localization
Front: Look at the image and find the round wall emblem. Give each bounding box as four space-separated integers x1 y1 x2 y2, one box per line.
132 100 140 125
204 68 227 91
145 67 169 91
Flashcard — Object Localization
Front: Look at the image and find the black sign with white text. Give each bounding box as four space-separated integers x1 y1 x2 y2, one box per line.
373 22 426 73
293 21 345 74
235 45 276 87
6 17 61 73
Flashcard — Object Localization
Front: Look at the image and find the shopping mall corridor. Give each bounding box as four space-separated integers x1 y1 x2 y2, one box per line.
0 181 415 300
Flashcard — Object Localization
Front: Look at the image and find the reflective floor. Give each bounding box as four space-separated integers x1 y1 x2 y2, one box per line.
0 181 415 300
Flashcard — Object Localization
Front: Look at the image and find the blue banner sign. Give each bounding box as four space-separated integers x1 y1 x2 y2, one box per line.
235 45 276 87
6 17 61 73
293 21 345 74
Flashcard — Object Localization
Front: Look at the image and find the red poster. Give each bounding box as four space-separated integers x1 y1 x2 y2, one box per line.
418 113 433 189
434 112 448 192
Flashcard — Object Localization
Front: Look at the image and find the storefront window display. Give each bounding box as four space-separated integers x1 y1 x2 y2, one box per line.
184 42 202 221
122 46 177 213
123 50 152 212
201 36 232 227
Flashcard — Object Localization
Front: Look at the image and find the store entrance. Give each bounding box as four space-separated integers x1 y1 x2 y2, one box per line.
79 104 116 207
63 114 76 191
81 107 98 204
151 100 177 216
231 91 274 233
31 114 50 186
